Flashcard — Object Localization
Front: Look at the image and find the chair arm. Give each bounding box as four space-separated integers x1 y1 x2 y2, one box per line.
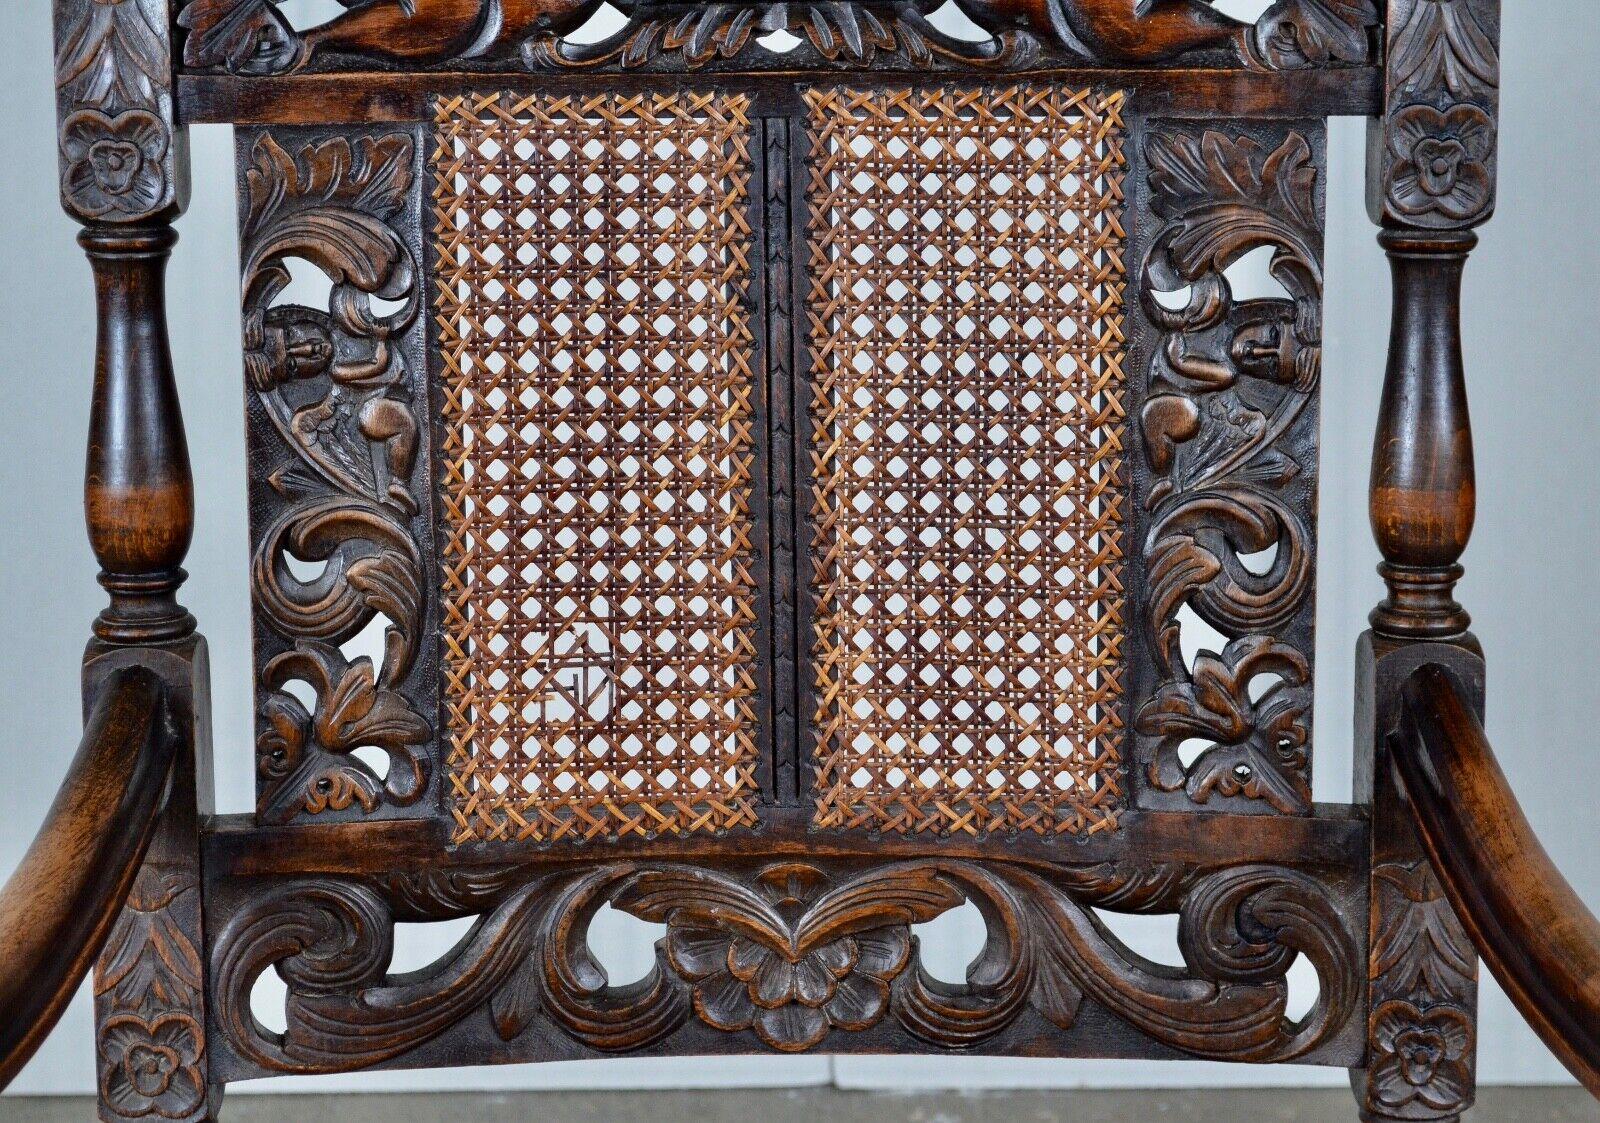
0 666 177 1089
1394 664 1600 1096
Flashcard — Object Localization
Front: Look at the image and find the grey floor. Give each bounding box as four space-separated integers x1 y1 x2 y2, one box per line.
1 1088 1593 1122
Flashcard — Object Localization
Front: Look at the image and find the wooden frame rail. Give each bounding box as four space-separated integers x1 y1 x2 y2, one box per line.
1393 664 1600 1097
0 667 177 1089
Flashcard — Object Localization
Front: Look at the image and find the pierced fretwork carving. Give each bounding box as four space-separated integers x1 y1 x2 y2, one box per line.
240 126 436 825
175 0 1379 76
209 857 1360 1073
1134 122 1323 815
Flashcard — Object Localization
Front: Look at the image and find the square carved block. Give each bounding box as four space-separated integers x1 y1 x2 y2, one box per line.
805 87 1130 837
434 91 762 844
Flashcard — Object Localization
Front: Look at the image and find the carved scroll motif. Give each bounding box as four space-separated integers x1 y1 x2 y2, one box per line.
1371 0 1500 229
240 129 433 824
1135 124 1323 814
55 0 186 223
176 0 1378 76
211 858 1358 1071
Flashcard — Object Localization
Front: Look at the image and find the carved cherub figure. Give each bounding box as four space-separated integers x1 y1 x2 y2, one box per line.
965 0 1239 63
186 0 1264 72
246 303 419 514
183 0 598 72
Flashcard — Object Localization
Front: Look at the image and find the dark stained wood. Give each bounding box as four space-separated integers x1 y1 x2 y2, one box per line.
1352 0 1505 1115
202 805 1368 878
1131 118 1323 817
54 0 187 225
1350 636 1480 1122
82 225 197 645
176 67 1384 125
1367 0 1499 231
21 0 1600 1112
87 638 221 1123
237 125 436 827
172 0 1378 76
1367 229 1477 641
203 854 1365 1080
0 667 176 1090
1394 663 1600 1099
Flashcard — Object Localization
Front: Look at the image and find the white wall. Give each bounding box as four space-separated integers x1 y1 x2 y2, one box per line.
3 0 1596 1098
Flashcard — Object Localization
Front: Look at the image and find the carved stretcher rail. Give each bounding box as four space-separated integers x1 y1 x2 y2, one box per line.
204 852 1365 1078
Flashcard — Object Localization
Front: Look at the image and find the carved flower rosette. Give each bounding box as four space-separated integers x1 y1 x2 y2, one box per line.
239 127 433 825
1135 125 1323 815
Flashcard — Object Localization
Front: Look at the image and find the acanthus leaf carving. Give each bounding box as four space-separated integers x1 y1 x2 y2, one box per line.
257 640 431 823
211 859 1359 1071
1136 125 1322 814
175 0 1376 75
242 126 432 825
1247 0 1379 70
1137 636 1312 814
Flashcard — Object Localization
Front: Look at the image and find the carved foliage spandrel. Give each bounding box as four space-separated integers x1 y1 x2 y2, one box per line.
55 0 184 223
1135 124 1323 815
174 0 1376 75
95 866 210 1123
1361 861 1477 1118
1373 0 1500 229
240 127 432 825
210 859 1359 1071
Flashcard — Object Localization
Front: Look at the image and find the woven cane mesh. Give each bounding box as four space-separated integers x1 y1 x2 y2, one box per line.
434 92 761 844
806 87 1129 837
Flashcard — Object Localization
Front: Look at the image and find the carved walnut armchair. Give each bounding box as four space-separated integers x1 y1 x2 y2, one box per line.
4 1 1596 1119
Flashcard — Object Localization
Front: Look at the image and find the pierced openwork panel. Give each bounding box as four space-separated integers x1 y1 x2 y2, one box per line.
434 91 762 845
805 87 1129 837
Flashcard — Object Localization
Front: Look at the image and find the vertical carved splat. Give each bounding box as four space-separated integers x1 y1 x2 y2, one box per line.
239 127 435 825
1135 121 1323 816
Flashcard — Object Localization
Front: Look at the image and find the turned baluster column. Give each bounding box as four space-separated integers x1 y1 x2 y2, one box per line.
81 223 195 644
54 0 195 645
1353 2 1501 1121
1368 228 1478 640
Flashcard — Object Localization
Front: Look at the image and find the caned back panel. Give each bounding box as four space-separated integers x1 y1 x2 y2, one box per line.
434 93 763 845
241 89 1322 844
805 87 1129 837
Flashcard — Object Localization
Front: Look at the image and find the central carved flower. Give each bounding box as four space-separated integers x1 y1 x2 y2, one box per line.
1387 103 1495 221
125 1043 180 1098
1412 137 1468 197
663 864 916 1051
60 108 168 218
